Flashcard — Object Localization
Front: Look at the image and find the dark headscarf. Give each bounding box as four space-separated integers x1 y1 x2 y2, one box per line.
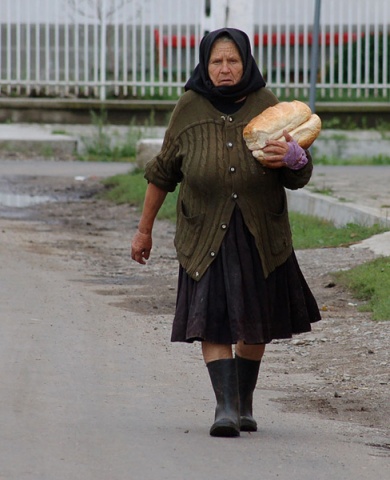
184 28 266 103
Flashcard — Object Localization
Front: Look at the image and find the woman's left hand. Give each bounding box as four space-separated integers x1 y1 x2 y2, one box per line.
259 130 292 169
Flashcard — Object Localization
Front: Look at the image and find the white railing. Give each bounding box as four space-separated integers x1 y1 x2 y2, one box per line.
0 0 389 101
253 0 389 100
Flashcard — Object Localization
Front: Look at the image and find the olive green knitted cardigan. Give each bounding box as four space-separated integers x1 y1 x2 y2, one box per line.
145 88 313 281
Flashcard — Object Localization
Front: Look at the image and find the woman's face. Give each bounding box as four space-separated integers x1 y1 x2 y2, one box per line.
208 39 243 87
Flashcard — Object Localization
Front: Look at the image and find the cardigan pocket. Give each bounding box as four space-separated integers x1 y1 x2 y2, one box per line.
174 201 205 257
265 203 292 256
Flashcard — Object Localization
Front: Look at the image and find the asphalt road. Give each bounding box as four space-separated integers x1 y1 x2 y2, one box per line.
1 229 389 480
1 161 389 479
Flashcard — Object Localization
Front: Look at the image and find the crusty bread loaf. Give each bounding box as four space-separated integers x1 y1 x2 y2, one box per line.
250 113 322 159
287 113 322 149
243 100 321 159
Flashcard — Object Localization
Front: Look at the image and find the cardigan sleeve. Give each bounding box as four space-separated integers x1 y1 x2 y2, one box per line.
279 149 313 190
144 130 183 192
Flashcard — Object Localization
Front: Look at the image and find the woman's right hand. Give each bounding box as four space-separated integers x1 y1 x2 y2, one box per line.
260 130 292 168
130 182 168 265
131 230 152 264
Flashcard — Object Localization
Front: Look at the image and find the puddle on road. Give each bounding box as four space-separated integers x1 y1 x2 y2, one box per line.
0 192 52 208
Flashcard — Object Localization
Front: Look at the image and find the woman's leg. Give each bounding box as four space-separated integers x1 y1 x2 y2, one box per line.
202 341 232 363
235 341 265 361
234 342 265 432
202 342 240 437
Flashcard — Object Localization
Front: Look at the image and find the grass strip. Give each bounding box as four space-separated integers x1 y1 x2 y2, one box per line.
333 258 390 321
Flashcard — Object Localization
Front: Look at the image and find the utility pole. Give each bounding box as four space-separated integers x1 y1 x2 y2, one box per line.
309 0 321 112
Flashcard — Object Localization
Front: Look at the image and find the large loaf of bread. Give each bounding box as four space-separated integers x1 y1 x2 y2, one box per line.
243 100 321 159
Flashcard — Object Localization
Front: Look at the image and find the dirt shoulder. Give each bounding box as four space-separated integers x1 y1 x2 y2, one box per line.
1 173 389 444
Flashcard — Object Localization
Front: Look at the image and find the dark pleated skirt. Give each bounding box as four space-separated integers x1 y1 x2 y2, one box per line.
171 207 321 345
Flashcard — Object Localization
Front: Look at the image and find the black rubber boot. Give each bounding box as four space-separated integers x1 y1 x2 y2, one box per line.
235 355 261 432
206 359 240 437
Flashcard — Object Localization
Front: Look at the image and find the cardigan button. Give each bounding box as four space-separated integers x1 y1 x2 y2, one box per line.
210 251 216 257
229 166 236 173
195 271 200 277
232 192 238 199
227 142 233 148
228 116 233 122
221 223 227 230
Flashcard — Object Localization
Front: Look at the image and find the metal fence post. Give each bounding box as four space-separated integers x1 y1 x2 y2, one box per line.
309 0 321 112
100 0 107 101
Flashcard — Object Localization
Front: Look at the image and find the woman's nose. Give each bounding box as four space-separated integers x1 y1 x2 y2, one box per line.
220 61 230 72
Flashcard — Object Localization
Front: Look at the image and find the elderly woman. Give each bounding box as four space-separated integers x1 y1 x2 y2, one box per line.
131 28 321 437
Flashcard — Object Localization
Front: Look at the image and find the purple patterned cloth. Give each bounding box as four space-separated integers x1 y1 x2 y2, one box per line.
283 140 308 170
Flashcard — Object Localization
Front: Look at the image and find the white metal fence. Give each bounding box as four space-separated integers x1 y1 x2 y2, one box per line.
0 0 389 101
254 0 390 100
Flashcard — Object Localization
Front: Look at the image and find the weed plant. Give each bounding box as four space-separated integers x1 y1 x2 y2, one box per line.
78 110 143 162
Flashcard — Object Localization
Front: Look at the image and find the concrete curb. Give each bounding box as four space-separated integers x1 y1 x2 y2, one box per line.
286 189 390 228
0 138 77 156
0 125 77 155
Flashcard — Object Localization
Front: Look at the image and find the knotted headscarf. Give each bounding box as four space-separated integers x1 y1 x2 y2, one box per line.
185 28 266 103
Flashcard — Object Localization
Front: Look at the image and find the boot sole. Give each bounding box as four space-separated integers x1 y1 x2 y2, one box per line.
210 420 240 437
240 416 257 432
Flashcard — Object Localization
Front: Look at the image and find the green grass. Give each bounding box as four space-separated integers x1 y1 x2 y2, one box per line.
41 145 54 157
309 186 334 195
51 129 69 135
333 257 390 320
103 171 147 205
289 212 388 249
314 154 390 166
101 171 390 320
102 170 178 221
277 90 390 104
